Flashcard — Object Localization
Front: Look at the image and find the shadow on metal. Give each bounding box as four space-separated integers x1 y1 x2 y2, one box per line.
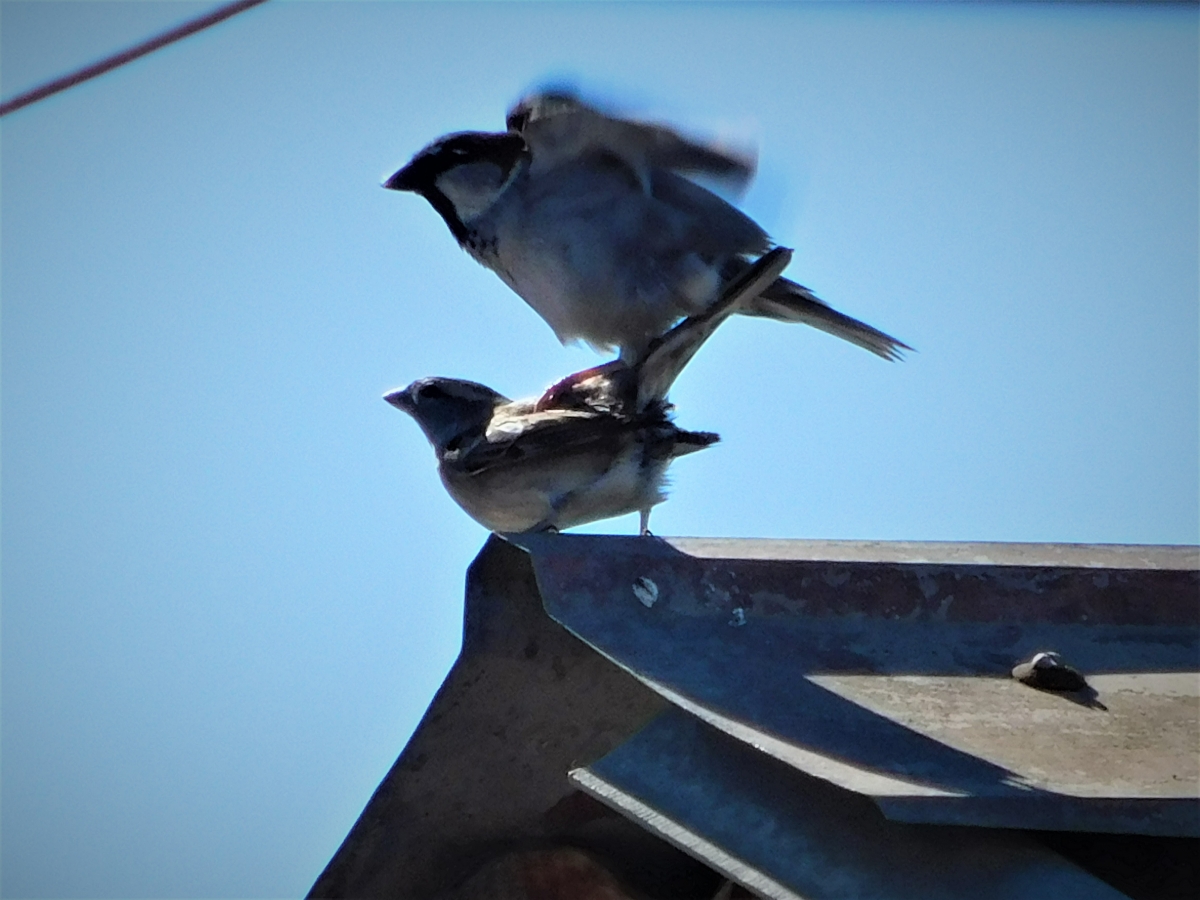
515 534 1199 837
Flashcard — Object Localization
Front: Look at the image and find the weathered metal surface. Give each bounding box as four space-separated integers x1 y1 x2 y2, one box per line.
516 534 1200 836
307 536 719 899
573 708 1130 900
661 538 1198 568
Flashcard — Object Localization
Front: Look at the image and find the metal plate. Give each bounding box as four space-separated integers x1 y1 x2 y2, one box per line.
518 535 1200 836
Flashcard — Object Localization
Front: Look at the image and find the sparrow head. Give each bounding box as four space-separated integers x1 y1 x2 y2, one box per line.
384 131 529 243
385 377 507 455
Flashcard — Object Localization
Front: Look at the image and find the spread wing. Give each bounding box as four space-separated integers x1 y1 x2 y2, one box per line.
508 89 755 190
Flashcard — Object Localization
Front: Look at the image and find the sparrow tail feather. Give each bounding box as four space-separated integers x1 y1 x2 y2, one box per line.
741 277 912 361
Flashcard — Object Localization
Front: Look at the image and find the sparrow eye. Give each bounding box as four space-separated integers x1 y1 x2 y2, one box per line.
419 385 450 402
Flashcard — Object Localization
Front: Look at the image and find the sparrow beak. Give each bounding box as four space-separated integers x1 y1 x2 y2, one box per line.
383 388 414 412
383 163 417 192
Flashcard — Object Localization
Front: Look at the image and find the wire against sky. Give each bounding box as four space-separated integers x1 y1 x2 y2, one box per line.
0 0 270 118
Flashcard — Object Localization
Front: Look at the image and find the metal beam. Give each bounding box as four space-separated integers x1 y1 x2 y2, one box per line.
574 708 1130 900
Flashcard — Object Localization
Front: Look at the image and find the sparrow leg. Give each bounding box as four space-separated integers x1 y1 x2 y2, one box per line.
638 507 652 536
526 491 577 534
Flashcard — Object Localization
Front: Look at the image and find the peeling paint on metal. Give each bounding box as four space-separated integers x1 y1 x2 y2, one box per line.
633 577 659 608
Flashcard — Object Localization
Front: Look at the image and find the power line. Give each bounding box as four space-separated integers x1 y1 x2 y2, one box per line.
0 0 270 118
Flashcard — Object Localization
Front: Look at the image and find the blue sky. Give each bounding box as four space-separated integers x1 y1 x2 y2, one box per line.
2 2 1196 897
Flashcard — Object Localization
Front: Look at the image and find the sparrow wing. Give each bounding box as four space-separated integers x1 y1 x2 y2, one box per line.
509 90 755 190
455 406 618 476
454 399 718 479
648 169 770 257
635 247 793 409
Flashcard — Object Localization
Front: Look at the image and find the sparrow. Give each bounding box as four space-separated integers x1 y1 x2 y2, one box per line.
385 249 792 535
385 90 909 363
